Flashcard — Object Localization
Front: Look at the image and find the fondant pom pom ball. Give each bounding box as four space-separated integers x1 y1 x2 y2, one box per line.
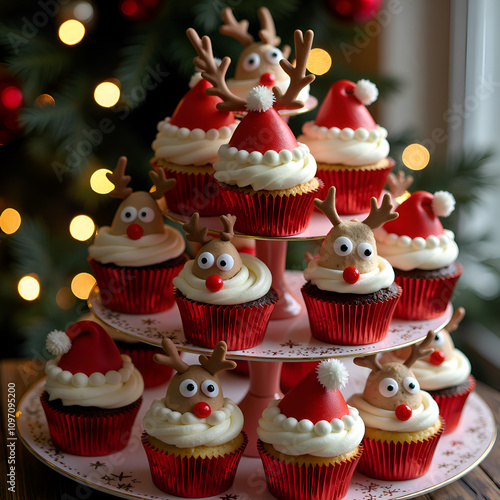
432 191 455 217
317 359 349 391
46 330 71 355
354 79 379 106
246 86 276 112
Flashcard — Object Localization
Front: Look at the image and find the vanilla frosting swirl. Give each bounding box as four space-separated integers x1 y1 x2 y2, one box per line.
348 391 439 432
44 355 144 409
88 225 185 267
214 143 317 191
227 78 310 105
374 228 459 271
143 397 243 448
257 400 364 457
298 122 389 166
304 256 395 294
152 118 238 166
173 253 272 305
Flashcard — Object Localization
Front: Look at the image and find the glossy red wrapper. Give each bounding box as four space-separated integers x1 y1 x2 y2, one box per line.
393 264 462 320
356 420 445 480
142 431 247 498
257 440 363 500
281 360 320 393
89 256 186 314
174 289 278 350
301 285 402 345
40 392 142 456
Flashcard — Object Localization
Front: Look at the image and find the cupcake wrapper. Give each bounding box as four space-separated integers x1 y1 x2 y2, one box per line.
89 257 186 314
174 290 278 350
356 422 444 480
257 440 363 500
302 286 402 345
281 361 320 393
41 392 142 456
142 432 247 498
393 264 462 320
316 162 393 215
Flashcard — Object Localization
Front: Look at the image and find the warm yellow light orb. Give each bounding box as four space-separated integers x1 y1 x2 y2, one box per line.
34 94 55 108
402 144 430 171
0 208 21 234
71 273 96 300
69 215 95 241
90 168 114 194
94 81 120 108
395 191 412 205
307 48 332 76
18 275 40 301
58 20 85 46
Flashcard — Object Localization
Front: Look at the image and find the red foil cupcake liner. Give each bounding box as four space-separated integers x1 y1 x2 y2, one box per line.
258 440 363 500
316 162 393 215
174 289 278 350
301 286 402 345
89 257 186 314
40 392 142 456
356 421 444 480
393 264 462 320
281 361 320 393
142 431 247 497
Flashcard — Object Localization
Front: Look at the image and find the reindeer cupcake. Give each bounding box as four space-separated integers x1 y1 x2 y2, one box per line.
88 156 187 313
173 212 276 349
348 333 444 480
142 339 247 497
302 186 402 345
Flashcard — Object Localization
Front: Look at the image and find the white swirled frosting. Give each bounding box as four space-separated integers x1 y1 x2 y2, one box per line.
298 122 389 166
44 355 144 409
348 391 439 432
173 253 272 305
214 143 317 191
374 228 459 271
143 397 243 448
257 400 364 457
304 256 395 294
152 118 239 166
88 225 185 267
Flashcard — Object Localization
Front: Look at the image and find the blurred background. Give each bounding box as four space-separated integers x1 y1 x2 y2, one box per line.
1 0 499 386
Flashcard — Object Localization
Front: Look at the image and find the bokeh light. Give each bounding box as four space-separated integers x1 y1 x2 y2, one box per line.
34 94 55 108
58 19 85 45
0 208 21 234
395 191 412 205
306 48 332 76
94 81 120 108
73 1 94 23
90 168 114 194
69 215 95 241
402 144 430 171
18 275 40 301
56 287 77 310
1 86 23 109
71 273 96 300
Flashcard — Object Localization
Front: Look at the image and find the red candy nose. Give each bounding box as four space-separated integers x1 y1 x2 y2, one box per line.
395 404 413 421
430 350 446 365
193 402 211 418
206 274 224 292
126 223 143 240
343 267 360 284
260 72 276 87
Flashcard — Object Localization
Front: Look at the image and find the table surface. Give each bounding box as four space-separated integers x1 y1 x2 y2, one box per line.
2 358 499 500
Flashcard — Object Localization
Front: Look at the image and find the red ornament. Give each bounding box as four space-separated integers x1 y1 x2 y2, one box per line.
126 223 144 240
193 401 211 418
259 72 276 87
395 404 413 421
326 0 383 23
430 350 446 366
343 267 360 284
205 275 224 292
0 70 23 145
119 0 161 22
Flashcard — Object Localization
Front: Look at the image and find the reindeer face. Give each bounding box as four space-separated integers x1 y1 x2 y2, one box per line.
420 329 455 365
193 239 242 281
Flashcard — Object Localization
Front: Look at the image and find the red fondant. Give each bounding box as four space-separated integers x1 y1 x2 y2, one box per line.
57 321 123 376
193 401 211 418
430 350 445 366
315 80 377 130
260 72 276 87
343 266 360 284
170 79 235 132
229 107 299 154
127 223 144 240
383 191 445 238
278 367 349 424
205 274 224 292
395 404 413 421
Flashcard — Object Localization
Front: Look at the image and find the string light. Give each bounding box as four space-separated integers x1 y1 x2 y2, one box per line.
94 81 120 108
71 273 96 300
58 19 86 45
306 48 332 76
402 144 430 171
18 275 40 301
69 215 95 241
34 94 55 108
56 287 77 310
0 208 21 234
90 168 114 194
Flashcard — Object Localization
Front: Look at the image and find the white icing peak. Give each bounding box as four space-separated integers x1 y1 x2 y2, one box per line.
246 85 275 112
353 79 378 105
317 359 349 391
432 191 455 217
302 121 387 142
46 330 71 356
218 142 310 166
157 118 235 141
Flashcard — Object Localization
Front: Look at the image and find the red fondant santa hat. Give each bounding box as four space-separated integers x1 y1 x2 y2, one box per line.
278 359 350 423
383 190 456 239
45 320 123 376
314 79 379 130
228 86 299 154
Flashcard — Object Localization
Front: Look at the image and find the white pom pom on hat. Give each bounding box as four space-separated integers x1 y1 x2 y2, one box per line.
46 330 72 356
246 85 276 112
432 190 455 217
317 359 349 391
353 79 379 106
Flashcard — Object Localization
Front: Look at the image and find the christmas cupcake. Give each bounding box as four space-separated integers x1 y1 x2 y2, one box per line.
348 333 444 480
257 359 364 500
374 177 461 319
302 187 401 345
298 79 392 214
41 321 144 456
173 213 277 350
188 28 320 236
88 157 187 314
142 339 247 497
151 74 239 216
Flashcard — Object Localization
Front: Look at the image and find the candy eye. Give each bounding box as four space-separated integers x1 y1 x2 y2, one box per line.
120 206 137 223
179 379 198 398
265 47 284 64
216 254 234 272
334 237 353 256
433 333 445 346
379 378 399 397
403 377 420 394
198 252 215 269
201 379 220 398
138 207 155 223
357 242 374 261
242 52 261 72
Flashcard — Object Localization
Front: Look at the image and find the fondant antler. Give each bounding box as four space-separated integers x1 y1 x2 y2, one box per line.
257 7 281 46
353 354 382 372
387 171 414 199
199 341 237 375
220 214 236 242
404 331 435 368
362 194 399 230
154 338 190 373
148 168 176 200
107 157 133 199
183 212 212 245
444 307 465 333
219 7 254 46
314 187 342 226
